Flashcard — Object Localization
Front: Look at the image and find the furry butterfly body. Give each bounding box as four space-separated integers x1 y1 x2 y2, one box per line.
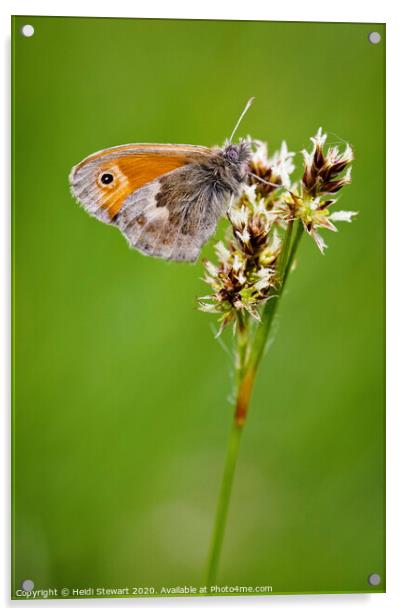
69 141 251 262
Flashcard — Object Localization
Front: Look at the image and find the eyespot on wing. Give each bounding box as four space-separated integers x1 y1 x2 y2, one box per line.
69 144 212 221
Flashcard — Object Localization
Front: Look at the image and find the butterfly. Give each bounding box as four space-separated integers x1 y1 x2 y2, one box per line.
69 99 258 262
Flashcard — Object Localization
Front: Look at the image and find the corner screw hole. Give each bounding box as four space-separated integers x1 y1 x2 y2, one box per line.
368 32 381 45
21 25 35 38
21 579 35 591
368 572 381 586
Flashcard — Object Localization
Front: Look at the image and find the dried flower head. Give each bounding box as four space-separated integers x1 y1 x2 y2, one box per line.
288 128 357 252
247 137 295 198
302 128 353 197
199 129 356 332
198 189 281 333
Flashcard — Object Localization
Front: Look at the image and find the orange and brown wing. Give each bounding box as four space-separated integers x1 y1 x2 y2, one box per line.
69 143 211 221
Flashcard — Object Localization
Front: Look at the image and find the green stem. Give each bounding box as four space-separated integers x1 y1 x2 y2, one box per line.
204 220 304 588
205 311 254 588
248 220 301 372
279 218 294 274
235 311 249 386
283 220 303 286
205 419 243 588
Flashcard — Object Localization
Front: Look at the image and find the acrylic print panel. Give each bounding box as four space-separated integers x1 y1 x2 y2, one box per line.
12 16 385 600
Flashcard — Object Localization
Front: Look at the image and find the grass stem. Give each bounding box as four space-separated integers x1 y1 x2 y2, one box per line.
205 220 304 587
205 418 243 588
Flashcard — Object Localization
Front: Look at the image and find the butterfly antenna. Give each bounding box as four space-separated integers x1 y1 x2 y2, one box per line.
229 97 255 143
249 171 283 189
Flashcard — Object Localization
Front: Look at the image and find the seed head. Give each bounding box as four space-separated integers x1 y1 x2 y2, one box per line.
199 129 356 331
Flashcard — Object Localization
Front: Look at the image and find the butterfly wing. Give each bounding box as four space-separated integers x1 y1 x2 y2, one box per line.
70 143 229 262
69 143 211 221
114 163 230 262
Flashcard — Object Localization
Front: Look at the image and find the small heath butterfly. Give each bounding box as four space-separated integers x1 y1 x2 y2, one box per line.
69 99 261 262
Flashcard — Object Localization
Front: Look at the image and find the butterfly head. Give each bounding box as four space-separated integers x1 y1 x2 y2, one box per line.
221 140 251 182
223 140 250 162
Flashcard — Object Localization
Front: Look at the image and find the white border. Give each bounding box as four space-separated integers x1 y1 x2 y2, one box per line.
1 1 401 614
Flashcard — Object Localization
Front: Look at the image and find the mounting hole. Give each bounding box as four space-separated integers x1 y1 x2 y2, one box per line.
21 579 35 591
368 31 381 45
21 24 35 38
368 572 381 586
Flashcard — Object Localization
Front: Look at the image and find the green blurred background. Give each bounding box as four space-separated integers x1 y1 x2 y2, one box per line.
12 16 385 598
